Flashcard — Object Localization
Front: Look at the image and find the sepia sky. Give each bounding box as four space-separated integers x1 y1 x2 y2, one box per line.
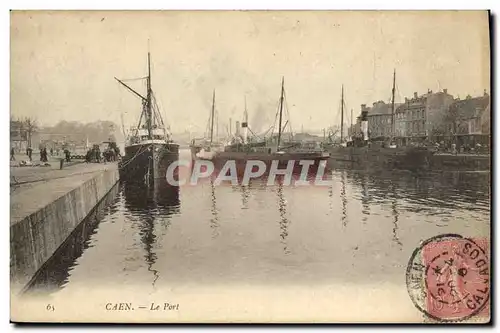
10 10 490 134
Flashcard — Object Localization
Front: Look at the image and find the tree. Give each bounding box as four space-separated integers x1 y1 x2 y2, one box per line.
22 117 38 148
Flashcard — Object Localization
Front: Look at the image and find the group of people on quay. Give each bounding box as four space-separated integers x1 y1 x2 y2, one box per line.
10 141 121 166
9 146 72 165
85 143 121 163
431 141 489 155
338 136 490 155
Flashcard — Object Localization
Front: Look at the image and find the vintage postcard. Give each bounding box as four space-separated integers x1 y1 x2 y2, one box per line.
10 10 490 323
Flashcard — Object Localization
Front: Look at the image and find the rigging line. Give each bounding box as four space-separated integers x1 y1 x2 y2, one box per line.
119 145 149 169
273 91 284 130
151 95 165 130
396 83 402 103
151 93 165 126
270 99 280 138
155 94 168 129
121 76 148 82
134 101 146 132
262 125 274 138
247 127 262 140
282 90 289 133
283 90 293 136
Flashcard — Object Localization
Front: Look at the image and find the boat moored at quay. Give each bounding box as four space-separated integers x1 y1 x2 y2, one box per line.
116 52 179 184
327 70 434 172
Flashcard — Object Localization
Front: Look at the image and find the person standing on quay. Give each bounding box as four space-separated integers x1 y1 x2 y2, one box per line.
64 148 71 163
27 147 32 161
10 147 15 161
42 148 48 162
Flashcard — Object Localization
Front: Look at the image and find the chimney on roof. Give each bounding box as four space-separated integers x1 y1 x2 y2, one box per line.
443 88 448 94
413 92 418 98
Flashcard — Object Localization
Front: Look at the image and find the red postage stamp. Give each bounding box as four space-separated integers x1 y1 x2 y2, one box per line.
406 234 490 322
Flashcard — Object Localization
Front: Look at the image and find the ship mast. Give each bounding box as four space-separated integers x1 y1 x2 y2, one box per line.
391 69 396 141
210 89 215 146
350 108 353 141
146 52 153 140
340 85 344 143
277 77 284 150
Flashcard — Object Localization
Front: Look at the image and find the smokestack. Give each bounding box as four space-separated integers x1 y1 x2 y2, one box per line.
242 120 248 144
242 97 249 144
235 121 240 136
414 92 418 98
361 109 369 141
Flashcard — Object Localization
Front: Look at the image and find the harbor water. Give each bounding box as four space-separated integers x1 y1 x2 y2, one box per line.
22 149 490 322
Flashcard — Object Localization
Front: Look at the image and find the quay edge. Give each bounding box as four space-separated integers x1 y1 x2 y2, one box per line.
10 163 119 295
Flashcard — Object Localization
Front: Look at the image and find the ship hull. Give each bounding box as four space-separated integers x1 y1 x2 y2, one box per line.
189 145 202 160
189 143 224 160
201 151 331 177
328 146 433 171
119 142 179 183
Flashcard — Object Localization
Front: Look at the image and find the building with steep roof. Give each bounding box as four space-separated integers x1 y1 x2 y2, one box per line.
444 91 490 146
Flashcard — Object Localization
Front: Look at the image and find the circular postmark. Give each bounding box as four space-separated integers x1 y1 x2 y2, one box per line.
406 234 490 322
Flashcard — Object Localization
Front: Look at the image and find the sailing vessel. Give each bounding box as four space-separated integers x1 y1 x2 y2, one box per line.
328 70 434 171
116 52 179 183
208 77 330 175
323 84 349 149
189 90 223 160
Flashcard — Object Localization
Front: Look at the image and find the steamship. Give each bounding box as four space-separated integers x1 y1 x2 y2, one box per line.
206 77 330 175
116 52 179 183
328 70 434 171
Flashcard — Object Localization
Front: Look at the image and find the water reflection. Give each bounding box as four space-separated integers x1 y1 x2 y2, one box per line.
23 184 122 295
340 171 348 227
360 174 371 223
389 184 403 249
276 183 290 254
123 180 180 215
348 170 490 215
240 184 250 210
23 154 491 294
123 180 180 287
209 180 220 238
